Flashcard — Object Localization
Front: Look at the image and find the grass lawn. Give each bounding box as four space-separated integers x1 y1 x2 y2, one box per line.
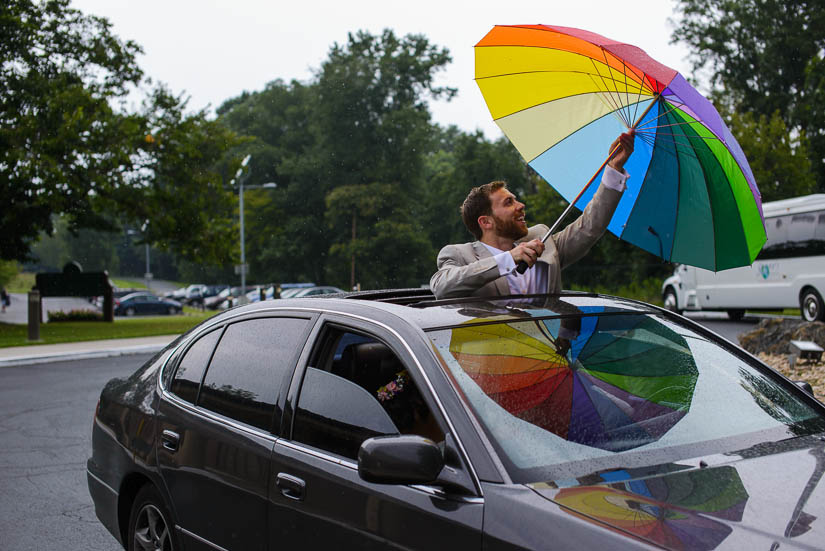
0 309 217 348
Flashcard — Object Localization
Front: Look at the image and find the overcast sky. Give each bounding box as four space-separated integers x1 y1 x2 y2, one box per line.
70 0 691 139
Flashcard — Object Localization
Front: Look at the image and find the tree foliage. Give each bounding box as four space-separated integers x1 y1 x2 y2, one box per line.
1 0 143 260
671 0 825 190
2 0 246 265
219 30 454 288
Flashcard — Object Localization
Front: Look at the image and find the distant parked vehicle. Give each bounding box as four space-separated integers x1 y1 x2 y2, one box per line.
662 194 825 321
114 292 182 316
287 285 345 298
204 287 240 310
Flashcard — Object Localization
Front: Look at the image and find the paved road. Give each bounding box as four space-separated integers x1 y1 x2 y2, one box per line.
682 312 762 344
0 353 151 551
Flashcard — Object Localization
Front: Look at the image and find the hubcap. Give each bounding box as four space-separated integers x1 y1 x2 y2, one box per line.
134 504 171 551
803 295 819 321
664 292 677 311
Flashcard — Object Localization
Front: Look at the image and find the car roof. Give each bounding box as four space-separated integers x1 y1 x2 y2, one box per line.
218 289 659 331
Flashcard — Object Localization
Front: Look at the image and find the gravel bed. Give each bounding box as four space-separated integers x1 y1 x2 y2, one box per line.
757 353 825 403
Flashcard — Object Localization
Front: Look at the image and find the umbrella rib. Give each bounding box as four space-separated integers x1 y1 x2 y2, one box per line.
588 58 628 127
586 74 632 128
634 101 691 132
602 48 635 128
636 130 722 143
596 51 630 127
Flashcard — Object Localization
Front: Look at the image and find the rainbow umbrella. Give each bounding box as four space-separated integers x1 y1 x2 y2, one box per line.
448 312 698 451
475 25 766 270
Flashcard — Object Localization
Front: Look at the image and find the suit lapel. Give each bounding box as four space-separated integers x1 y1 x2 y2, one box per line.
472 241 510 296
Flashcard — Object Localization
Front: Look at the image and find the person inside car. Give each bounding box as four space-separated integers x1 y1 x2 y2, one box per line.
429 131 635 300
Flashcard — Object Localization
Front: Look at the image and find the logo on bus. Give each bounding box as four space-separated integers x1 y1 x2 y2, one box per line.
760 264 770 279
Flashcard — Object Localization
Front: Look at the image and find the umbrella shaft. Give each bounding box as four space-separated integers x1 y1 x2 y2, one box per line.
538 94 661 245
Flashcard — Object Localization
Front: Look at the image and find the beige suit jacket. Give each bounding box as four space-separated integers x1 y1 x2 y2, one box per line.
429 184 622 299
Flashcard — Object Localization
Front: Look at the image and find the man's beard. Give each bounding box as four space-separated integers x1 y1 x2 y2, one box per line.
492 213 528 241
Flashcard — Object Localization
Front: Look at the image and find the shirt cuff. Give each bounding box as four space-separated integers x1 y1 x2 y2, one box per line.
493 251 517 276
602 165 629 192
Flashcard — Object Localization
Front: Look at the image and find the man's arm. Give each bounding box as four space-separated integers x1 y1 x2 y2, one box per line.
429 245 502 299
553 132 634 269
552 172 624 269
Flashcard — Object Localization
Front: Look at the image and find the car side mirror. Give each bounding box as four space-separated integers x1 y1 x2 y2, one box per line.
358 435 444 485
794 380 814 395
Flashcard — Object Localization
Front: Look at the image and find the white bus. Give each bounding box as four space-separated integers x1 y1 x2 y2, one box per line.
662 194 825 321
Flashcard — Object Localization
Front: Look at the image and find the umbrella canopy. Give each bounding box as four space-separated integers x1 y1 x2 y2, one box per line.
475 25 767 271
448 310 699 451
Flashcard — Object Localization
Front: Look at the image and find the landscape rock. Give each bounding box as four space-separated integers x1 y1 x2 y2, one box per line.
738 319 825 356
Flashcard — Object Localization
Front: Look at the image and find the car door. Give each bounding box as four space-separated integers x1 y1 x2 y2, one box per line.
268 316 484 549
157 313 314 551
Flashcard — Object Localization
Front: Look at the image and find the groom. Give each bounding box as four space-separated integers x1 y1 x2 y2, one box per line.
429 131 634 299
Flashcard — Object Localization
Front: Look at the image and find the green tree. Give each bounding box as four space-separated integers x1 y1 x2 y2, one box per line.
1 0 144 261
671 0 825 190
218 30 455 288
218 79 325 284
325 183 432 289
2 0 247 267
423 129 531 251
116 87 247 266
723 109 816 202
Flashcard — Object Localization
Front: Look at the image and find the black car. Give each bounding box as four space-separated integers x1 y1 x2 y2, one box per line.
87 290 825 551
114 292 183 316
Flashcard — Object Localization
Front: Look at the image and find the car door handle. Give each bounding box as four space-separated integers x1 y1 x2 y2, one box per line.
276 472 305 501
161 430 180 452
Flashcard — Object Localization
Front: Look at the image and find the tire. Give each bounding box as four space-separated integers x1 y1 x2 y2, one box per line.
663 288 682 314
167 306 177 316
800 288 825 322
128 484 178 551
727 309 745 321
125 307 136 317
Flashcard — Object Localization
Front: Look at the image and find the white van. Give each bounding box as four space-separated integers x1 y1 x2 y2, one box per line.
662 194 825 321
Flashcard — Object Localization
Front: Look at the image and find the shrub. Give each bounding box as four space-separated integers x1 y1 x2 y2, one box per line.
47 309 103 322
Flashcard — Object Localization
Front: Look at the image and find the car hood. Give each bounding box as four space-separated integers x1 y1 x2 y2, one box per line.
529 435 825 550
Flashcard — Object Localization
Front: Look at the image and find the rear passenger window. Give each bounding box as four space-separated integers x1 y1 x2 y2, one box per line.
199 317 309 431
170 329 221 404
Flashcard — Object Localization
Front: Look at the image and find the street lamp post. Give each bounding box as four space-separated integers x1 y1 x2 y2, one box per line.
230 155 277 300
140 219 151 290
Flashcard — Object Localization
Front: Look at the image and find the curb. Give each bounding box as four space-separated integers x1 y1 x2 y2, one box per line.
0 343 169 368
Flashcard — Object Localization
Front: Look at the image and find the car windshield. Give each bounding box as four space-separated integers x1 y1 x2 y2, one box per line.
427 306 825 484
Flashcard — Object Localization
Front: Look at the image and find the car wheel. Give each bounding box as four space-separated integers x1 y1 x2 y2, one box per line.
128 484 177 551
800 288 824 322
167 306 177 315
727 309 745 321
125 307 136 317
663 288 681 315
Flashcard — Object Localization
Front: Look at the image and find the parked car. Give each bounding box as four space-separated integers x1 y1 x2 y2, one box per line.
287 285 345 298
203 286 241 310
88 290 825 550
113 292 182 316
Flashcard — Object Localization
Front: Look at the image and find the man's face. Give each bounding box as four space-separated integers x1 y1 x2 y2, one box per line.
488 187 528 240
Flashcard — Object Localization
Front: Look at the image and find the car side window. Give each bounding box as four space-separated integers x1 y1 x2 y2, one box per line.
169 328 221 404
198 317 309 431
291 328 443 460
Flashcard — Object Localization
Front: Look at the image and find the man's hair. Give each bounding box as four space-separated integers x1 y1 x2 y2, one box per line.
461 181 507 240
